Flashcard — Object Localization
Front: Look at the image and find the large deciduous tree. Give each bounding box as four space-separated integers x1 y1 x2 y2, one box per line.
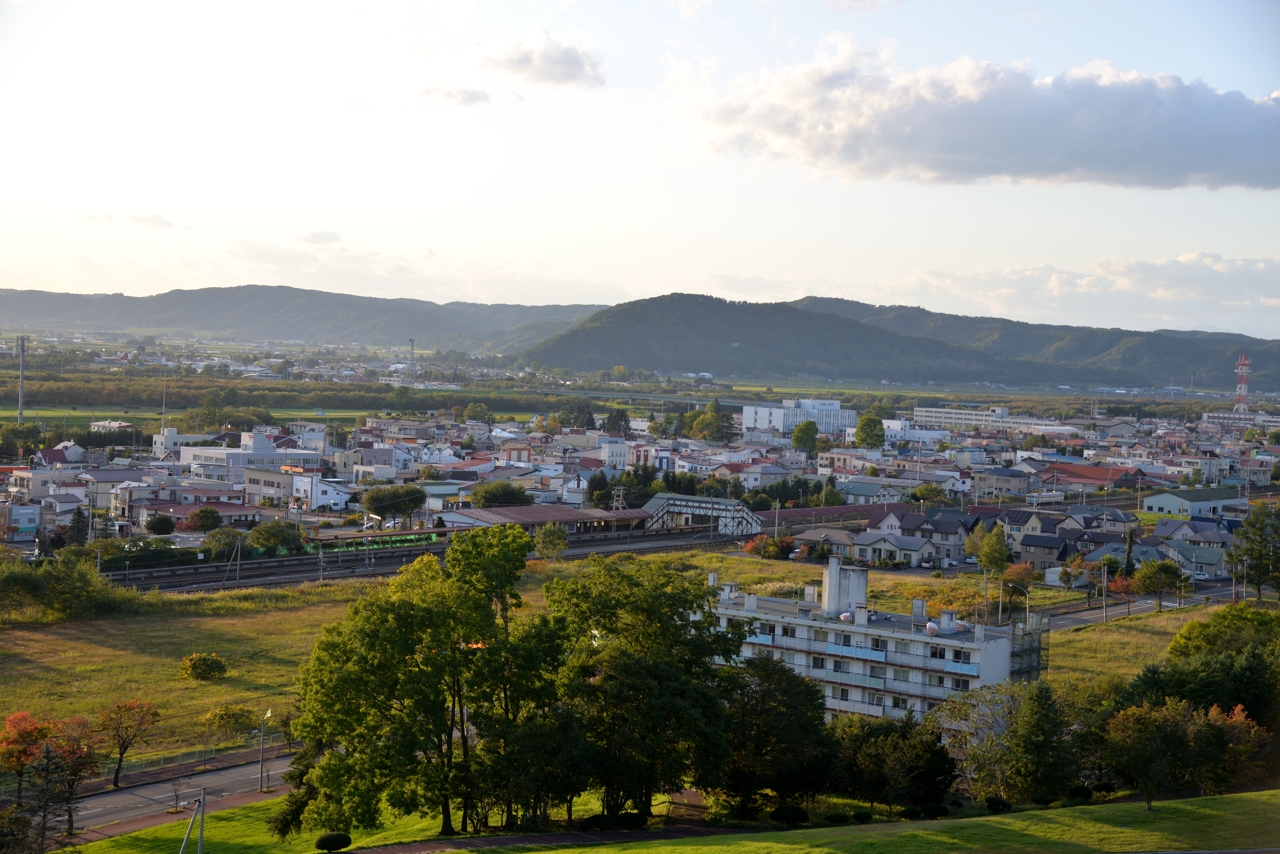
99 700 160 788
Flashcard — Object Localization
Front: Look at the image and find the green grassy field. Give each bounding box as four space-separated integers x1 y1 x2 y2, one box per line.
1049 605 1214 679
78 792 641 853
75 789 1280 854
0 582 375 753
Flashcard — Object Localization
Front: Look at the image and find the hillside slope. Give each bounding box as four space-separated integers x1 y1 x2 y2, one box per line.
790 296 1278 389
522 294 1150 386
0 286 602 353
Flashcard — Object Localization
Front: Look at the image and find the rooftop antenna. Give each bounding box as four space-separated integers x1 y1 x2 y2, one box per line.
1232 354 1251 413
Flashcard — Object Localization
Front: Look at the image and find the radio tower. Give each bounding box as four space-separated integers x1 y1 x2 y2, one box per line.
1232 353 1251 413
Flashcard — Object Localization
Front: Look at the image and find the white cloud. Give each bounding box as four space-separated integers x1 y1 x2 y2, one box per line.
299 230 341 244
684 36 1280 188
826 0 901 10
128 214 175 228
487 30 605 88
668 0 712 21
421 86 491 107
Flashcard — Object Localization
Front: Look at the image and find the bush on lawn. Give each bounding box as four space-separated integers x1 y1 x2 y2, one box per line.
986 796 1013 814
315 831 351 851
1067 785 1094 801
824 813 850 824
770 805 808 826
180 652 227 681
614 813 647 830
899 806 923 820
920 803 950 818
577 814 611 832
852 811 873 824
1091 782 1116 794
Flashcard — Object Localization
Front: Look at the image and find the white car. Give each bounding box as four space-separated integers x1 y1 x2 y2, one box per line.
963 556 977 565
1192 571 1211 582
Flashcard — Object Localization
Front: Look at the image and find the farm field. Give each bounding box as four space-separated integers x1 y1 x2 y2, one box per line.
75 788 1280 854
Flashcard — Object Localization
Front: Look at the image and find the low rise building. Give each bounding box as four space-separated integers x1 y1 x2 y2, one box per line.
713 559 1044 717
1142 488 1250 517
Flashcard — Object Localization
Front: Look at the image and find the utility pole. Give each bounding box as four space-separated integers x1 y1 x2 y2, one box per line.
16 335 27 425
408 338 415 387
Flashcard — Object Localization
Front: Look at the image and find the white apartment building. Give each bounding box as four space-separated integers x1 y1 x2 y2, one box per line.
912 406 1063 432
741 399 859 436
713 558 1044 717
179 432 322 483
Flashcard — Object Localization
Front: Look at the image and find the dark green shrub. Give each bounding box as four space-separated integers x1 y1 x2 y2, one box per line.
900 806 923 820
318 520 335 529
315 831 351 852
577 814 611 832
948 799 966 809
1091 782 1116 794
920 803 949 819
824 813 850 824
852 811 873 824
180 652 227 681
985 796 1012 815
1066 785 1094 801
769 805 809 826
614 813 646 830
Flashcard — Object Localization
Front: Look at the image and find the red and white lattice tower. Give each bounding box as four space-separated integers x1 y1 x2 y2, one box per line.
1232 353 1251 413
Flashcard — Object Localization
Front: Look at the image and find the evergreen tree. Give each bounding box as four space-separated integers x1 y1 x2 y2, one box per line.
65 507 89 548
1006 680 1076 805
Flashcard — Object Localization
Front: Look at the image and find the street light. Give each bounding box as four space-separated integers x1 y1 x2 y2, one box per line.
1003 582 1031 626
258 709 273 792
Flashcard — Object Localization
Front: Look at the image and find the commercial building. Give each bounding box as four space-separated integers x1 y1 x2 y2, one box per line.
741 400 859 436
1143 488 1250 517
912 406 1063 432
713 558 1044 717
179 432 321 483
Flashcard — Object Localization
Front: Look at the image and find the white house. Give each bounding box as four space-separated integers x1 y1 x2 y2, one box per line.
1142 488 1250 517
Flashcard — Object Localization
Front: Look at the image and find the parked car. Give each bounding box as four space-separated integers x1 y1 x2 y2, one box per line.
963 556 977 565
1192 571 1211 582
789 549 803 560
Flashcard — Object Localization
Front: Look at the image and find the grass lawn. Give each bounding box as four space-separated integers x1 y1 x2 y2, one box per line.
0 582 376 754
75 789 1280 854
1049 605 1216 680
77 792 640 853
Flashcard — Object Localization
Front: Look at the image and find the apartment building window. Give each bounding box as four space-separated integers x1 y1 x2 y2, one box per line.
832 659 848 673
892 668 910 683
834 687 850 702
810 656 826 670
781 625 797 639
812 629 829 643
952 649 972 664
869 665 886 678
894 640 912 655
929 646 947 660
871 637 889 652
929 674 945 688
868 693 885 706
951 678 971 691
926 701 941 712
892 696 911 710
781 651 796 665
758 622 776 636
835 632 853 647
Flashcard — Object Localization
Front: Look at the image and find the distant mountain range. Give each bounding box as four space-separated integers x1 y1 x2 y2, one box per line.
2 286 1273 390
0 286 603 355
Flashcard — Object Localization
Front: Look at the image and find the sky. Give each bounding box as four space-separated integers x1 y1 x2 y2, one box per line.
1 0 1277 334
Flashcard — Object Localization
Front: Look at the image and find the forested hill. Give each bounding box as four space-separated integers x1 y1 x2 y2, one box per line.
0 286 602 353
789 297 1279 390
521 294 1159 387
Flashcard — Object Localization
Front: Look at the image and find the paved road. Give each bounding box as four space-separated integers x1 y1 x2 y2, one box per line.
1049 582 1236 631
77 761 286 829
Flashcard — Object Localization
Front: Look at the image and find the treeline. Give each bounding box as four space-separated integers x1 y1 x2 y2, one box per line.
0 375 615 418
269 532 1278 843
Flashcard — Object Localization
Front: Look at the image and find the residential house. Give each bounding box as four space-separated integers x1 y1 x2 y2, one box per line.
1143 488 1250 517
